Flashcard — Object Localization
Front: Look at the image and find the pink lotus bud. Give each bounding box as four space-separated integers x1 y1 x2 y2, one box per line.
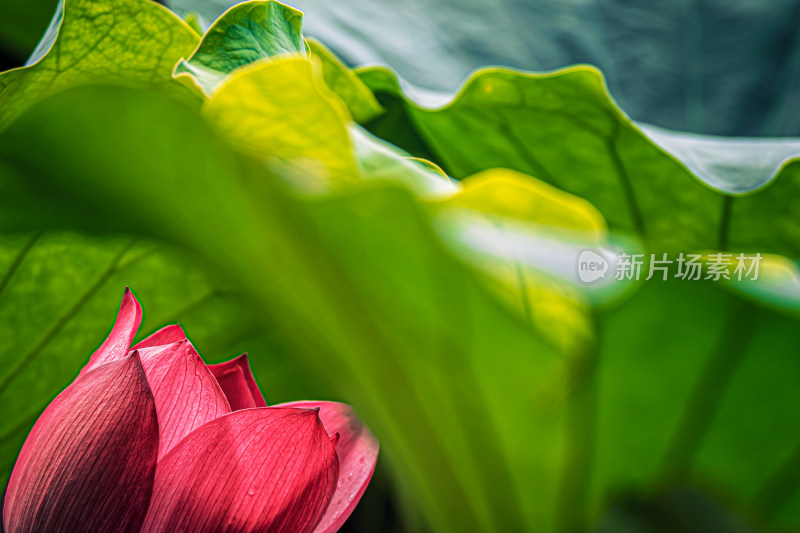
3 289 378 533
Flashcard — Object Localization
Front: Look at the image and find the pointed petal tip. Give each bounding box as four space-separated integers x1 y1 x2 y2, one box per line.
121 287 141 313
271 401 378 533
295 406 323 420
82 289 143 373
123 350 152 391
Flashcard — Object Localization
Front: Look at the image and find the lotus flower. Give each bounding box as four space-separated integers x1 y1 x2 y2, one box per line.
3 288 378 533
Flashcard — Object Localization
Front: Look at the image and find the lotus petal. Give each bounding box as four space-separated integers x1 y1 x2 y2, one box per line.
3 353 159 533
207 353 267 410
82 287 142 373
132 324 186 350
138 340 231 458
275 401 379 533
142 408 338 533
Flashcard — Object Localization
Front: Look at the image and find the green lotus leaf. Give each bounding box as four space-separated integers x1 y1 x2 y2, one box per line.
357 66 800 258
0 0 199 129
174 0 305 95
306 37 383 124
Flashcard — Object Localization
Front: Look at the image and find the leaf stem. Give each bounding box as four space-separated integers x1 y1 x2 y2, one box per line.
556 344 599 533
660 302 756 477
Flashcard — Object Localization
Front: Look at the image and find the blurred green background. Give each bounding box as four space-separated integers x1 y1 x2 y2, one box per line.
3 1 800 532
